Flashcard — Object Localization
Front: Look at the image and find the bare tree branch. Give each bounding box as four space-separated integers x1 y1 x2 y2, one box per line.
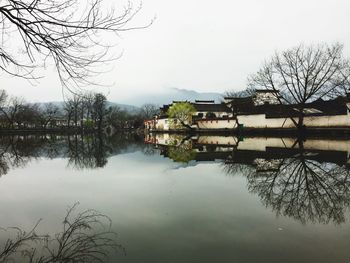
0 0 152 89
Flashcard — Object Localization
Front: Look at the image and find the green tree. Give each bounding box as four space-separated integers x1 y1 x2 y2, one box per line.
167 102 196 129
167 139 196 163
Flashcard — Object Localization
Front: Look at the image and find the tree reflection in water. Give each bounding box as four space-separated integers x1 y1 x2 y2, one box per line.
167 141 196 163
66 134 110 169
147 133 350 224
0 133 145 176
0 204 123 263
223 140 350 224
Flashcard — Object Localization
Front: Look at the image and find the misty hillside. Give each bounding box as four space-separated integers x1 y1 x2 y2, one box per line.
32 88 224 113
121 88 224 106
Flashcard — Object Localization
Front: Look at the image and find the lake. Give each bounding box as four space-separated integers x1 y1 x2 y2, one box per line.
0 133 350 262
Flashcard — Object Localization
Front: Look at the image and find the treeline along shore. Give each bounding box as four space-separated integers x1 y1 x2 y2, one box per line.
0 89 159 135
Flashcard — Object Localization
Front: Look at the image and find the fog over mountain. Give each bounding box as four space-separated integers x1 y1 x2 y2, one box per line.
32 88 224 113
120 88 223 107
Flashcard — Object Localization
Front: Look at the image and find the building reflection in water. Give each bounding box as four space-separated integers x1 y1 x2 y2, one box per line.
2 133 350 225
145 133 350 224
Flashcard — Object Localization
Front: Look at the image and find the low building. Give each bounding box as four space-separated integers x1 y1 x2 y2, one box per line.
145 100 232 131
144 90 350 132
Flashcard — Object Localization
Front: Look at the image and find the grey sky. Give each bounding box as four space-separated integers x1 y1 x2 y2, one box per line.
1 0 350 104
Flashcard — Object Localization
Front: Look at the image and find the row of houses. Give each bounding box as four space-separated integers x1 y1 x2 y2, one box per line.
144 90 350 131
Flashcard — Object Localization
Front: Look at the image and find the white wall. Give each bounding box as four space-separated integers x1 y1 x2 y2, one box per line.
237 112 350 128
196 119 237 129
153 109 350 130
195 111 233 118
155 118 170 131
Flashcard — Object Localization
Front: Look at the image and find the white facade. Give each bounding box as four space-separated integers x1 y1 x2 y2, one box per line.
196 119 237 130
237 111 350 129
155 118 171 131
145 95 350 131
152 111 350 131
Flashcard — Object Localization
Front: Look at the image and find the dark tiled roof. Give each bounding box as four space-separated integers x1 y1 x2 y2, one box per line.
255 89 279 93
193 103 230 112
160 95 349 117
195 100 215 103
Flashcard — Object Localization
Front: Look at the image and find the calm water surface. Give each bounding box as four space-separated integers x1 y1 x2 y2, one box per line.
0 134 349 262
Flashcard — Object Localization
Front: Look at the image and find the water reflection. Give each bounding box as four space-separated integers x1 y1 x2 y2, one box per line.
146 133 350 224
0 204 122 263
0 133 146 175
3 133 350 226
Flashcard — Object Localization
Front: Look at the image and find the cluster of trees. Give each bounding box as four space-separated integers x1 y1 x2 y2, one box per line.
0 90 108 130
0 89 159 131
0 90 60 129
107 103 159 131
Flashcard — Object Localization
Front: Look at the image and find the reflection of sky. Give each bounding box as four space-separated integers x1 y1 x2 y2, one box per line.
0 151 349 262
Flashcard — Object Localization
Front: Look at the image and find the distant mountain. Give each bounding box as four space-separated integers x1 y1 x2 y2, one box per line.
31 88 224 113
121 88 224 106
106 102 140 113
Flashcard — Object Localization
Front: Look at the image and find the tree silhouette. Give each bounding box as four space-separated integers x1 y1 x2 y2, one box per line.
0 203 123 263
223 142 350 224
247 43 350 129
0 0 150 88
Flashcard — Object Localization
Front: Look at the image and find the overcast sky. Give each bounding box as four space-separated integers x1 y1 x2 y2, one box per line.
1 0 350 104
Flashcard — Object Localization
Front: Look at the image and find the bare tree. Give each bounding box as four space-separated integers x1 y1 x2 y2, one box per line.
64 95 82 128
92 93 107 131
40 103 60 128
0 96 25 128
224 88 256 98
106 105 127 129
0 0 150 88
139 103 159 119
0 204 123 263
245 158 350 224
15 103 41 128
222 141 350 224
82 92 95 124
248 43 350 129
